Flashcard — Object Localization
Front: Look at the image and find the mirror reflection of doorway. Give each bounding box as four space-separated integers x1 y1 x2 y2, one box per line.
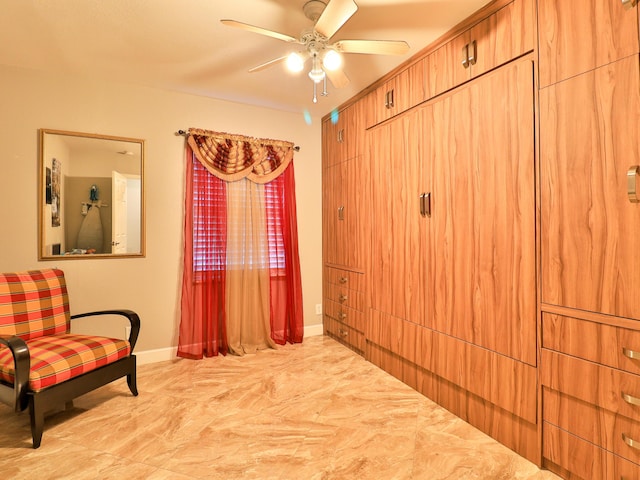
112 171 141 254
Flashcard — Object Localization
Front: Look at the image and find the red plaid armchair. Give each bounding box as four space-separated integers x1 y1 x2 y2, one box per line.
0 269 139 448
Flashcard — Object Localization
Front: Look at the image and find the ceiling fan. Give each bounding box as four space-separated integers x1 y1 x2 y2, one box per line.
221 0 410 103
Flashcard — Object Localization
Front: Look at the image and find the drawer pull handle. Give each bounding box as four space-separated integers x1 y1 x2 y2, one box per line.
339 277 348 284
622 433 640 450
339 294 348 302
622 392 640 406
339 312 347 319
622 347 640 359
339 329 348 337
628 166 640 203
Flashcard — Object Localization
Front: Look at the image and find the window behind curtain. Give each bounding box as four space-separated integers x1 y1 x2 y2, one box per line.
192 160 285 272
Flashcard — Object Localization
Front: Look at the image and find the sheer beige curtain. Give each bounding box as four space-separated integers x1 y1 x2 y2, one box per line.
225 179 276 355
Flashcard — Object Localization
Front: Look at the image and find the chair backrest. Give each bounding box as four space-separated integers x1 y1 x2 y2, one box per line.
0 269 70 340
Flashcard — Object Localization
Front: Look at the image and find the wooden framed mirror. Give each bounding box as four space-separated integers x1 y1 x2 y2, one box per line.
39 129 145 259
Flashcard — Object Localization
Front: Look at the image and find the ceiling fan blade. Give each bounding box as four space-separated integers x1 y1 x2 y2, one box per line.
220 19 299 43
248 56 288 73
334 39 410 55
326 67 350 89
314 0 358 39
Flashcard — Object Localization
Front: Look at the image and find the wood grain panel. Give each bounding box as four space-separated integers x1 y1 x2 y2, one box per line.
324 299 364 333
431 58 536 365
366 341 539 464
544 388 640 466
324 315 364 353
542 313 640 376
540 56 640 321
367 309 537 423
425 0 534 99
543 422 607 480
366 59 425 127
425 31 470 99
470 0 535 78
541 349 640 421
369 107 430 325
324 283 364 312
324 267 364 291
538 0 639 88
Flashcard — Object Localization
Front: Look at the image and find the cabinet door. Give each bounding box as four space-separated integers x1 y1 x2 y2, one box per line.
369 107 431 325
426 0 534 99
469 0 535 78
426 31 471 99
431 58 536 365
540 55 640 321
538 0 639 88
367 60 426 127
323 162 344 267
323 155 367 271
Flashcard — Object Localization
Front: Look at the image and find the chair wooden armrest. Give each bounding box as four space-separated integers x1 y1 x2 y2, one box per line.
0 334 30 411
71 309 141 351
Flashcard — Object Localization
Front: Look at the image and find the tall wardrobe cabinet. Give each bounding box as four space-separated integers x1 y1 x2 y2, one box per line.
538 0 640 477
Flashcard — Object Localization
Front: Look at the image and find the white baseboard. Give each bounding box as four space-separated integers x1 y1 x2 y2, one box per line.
136 323 324 365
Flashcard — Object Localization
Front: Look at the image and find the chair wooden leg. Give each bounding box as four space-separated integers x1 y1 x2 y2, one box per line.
29 397 44 449
127 370 138 396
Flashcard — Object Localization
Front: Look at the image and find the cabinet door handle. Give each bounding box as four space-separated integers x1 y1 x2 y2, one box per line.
622 433 640 450
628 166 640 203
420 192 432 217
468 40 477 66
623 347 640 359
384 89 395 109
622 391 640 406
461 44 469 68
622 0 638 9
338 205 344 220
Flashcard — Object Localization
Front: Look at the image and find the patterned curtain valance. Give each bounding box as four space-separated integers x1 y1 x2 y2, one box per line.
187 128 295 184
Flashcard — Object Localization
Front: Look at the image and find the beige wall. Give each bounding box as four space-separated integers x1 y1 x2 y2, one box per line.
0 65 323 355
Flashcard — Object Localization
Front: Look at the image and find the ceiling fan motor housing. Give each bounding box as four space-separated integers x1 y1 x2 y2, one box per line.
303 0 327 22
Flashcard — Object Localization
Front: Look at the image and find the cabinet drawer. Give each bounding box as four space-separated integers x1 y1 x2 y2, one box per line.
324 315 365 353
324 299 364 333
324 267 364 291
541 349 640 421
324 282 364 311
542 313 640 376
544 387 640 466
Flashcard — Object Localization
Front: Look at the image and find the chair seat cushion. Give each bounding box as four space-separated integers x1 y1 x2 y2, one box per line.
0 334 130 392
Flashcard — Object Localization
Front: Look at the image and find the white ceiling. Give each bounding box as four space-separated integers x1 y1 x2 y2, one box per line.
0 0 490 118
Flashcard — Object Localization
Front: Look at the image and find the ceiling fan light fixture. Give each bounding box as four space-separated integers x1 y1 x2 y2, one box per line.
322 49 342 71
308 67 326 83
286 52 305 72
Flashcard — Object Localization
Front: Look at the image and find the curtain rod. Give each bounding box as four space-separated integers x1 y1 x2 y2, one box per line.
176 129 300 151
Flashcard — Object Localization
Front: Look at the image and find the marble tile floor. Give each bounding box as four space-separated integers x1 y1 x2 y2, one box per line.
0 336 560 480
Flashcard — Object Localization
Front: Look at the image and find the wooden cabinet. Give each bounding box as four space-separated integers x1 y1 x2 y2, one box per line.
541 313 640 478
538 0 639 89
425 0 535 99
366 56 537 461
324 267 365 353
540 55 640 322
365 59 425 128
